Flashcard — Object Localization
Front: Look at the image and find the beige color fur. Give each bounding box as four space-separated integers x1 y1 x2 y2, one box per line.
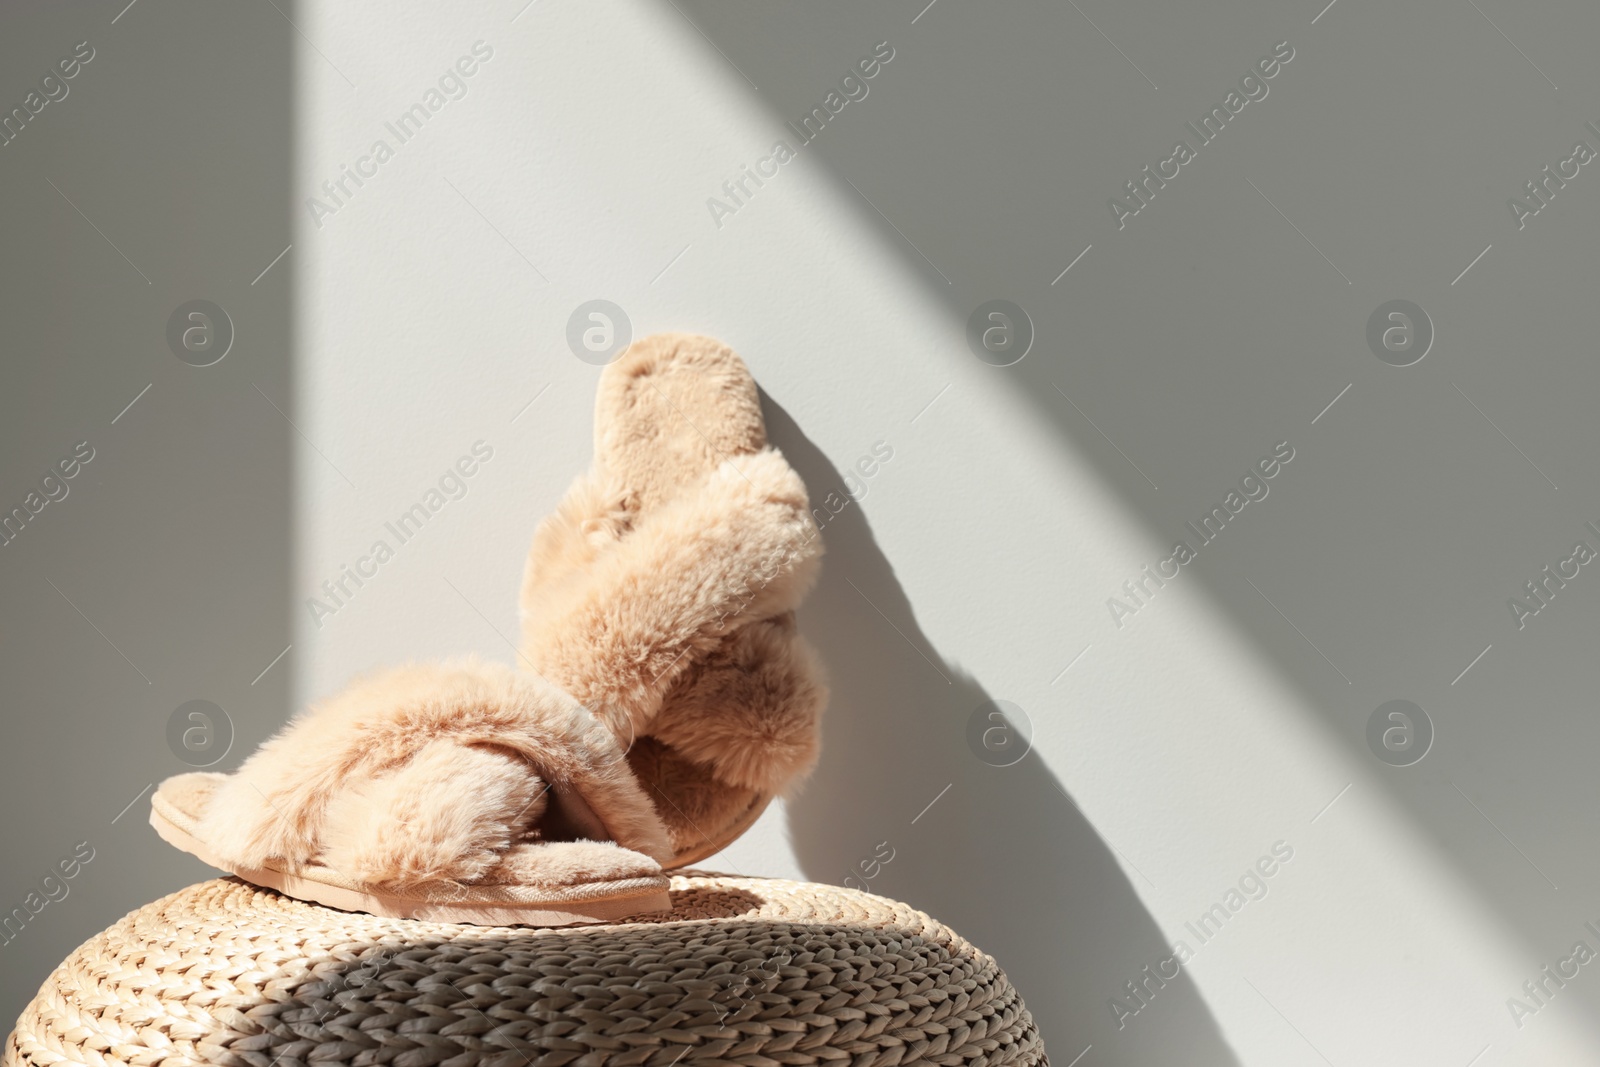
520 450 822 739
594 333 769 514
521 333 829 847
197 659 672 888
644 616 826 794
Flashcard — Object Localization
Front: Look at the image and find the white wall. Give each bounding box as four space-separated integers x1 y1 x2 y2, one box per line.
292 2 1600 1064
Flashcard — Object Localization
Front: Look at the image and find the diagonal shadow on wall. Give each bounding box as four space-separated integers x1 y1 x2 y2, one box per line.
765 397 1238 1065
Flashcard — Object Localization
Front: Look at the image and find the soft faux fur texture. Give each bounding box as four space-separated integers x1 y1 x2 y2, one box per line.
519 450 822 742
182 333 828 893
198 659 672 889
520 334 829 845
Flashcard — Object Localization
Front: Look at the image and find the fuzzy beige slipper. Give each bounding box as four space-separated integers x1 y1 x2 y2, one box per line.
150 772 669 925
520 333 828 864
150 661 674 924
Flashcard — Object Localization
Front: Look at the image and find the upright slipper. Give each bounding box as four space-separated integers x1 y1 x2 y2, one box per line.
149 333 826 925
520 332 828 866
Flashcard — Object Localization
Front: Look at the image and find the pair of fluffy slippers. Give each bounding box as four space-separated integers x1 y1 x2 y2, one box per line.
151 335 827 925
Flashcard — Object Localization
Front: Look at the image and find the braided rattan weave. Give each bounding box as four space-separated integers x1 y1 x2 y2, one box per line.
6 873 1046 1067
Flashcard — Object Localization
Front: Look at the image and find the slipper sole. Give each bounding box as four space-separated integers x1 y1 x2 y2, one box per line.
668 791 772 869
149 785 671 926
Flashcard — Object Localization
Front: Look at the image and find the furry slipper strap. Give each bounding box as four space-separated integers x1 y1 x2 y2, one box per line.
521 449 820 745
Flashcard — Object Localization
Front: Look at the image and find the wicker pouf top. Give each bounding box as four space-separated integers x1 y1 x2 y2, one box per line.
6 873 1046 1067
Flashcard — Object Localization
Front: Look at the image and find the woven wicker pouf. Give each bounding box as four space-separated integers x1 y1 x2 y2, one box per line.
6 873 1046 1067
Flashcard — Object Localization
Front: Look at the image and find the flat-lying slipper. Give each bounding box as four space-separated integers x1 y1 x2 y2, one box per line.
150 773 671 926
150 661 675 925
